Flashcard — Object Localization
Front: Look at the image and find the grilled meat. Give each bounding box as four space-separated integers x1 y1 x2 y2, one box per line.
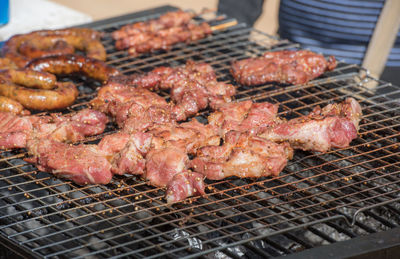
26 139 112 185
118 23 212 56
259 98 362 152
0 112 37 149
149 119 219 154
112 10 194 40
113 10 212 56
0 109 108 149
99 132 152 175
231 50 337 86
191 130 293 180
208 100 279 136
91 82 173 132
108 61 236 121
166 171 205 203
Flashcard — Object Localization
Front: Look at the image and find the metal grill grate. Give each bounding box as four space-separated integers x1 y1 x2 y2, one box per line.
1 5 399 259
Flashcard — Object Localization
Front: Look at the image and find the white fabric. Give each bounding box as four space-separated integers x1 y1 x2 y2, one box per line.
0 0 92 41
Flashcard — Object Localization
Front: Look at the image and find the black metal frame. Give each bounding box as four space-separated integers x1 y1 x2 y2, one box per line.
0 5 399 259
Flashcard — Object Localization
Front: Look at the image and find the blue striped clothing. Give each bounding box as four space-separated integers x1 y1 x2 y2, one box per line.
278 0 400 66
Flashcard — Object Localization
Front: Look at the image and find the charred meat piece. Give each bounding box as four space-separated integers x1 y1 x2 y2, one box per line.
26 139 112 185
191 130 293 180
91 82 173 132
259 98 362 152
112 10 212 56
208 100 279 136
152 61 236 118
120 23 212 56
231 50 337 86
33 109 108 143
112 10 194 40
98 131 152 175
0 112 37 149
0 109 108 149
148 119 219 154
110 61 236 121
166 171 205 203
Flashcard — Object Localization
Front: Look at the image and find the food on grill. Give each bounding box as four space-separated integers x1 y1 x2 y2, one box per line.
27 54 120 83
231 50 337 86
0 69 57 89
259 98 362 152
0 96 30 115
191 131 293 180
165 170 205 203
112 10 194 40
123 23 212 56
151 61 236 120
99 131 152 176
0 54 119 112
91 82 173 132
0 69 78 111
0 109 108 150
0 57 18 70
1 28 106 67
112 10 212 56
107 61 236 120
97 118 216 202
26 139 112 185
208 100 279 136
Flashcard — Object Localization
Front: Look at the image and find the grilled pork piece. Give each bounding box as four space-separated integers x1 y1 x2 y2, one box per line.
112 10 194 40
91 82 173 132
0 109 108 149
231 50 337 86
97 118 217 202
191 131 293 180
259 98 362 152
208 100 279 136
98 132 152 175
0 112 37 149
166 171 205 203
152 61 236 119
125 23 212 56
112 10 212 56
108 61 236 121
148 119 219 154
26 139 112 185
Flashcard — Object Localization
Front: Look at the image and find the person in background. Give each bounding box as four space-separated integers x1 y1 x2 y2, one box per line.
218 0 400 86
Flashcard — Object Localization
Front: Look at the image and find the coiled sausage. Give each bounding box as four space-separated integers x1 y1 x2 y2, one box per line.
0 69 78 110
0 96 30 115
1 28 106 67
27 54 120 83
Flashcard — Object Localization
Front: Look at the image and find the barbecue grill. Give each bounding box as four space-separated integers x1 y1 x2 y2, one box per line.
1 5 399 258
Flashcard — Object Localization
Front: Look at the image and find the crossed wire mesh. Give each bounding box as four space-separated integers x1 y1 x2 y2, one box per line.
0 6 399 259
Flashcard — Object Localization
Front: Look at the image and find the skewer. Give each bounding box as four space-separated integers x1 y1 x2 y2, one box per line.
210 19 238 31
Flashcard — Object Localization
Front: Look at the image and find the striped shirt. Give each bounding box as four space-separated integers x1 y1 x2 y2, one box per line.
278 0 400 66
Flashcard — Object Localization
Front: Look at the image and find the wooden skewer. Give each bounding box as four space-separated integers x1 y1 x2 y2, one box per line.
210 20 238 31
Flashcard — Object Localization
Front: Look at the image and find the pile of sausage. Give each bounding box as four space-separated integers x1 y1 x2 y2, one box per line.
0 28 119 114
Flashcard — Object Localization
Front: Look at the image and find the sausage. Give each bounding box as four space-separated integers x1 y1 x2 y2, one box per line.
0 69 78 110
0 80 78 110
27 54 121 83
0 69 56 89
0 58 18 70
0 96 30 115
1 28 106 67
19 39 75 59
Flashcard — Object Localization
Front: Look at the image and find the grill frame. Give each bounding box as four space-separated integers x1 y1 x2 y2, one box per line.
1 5 400 258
